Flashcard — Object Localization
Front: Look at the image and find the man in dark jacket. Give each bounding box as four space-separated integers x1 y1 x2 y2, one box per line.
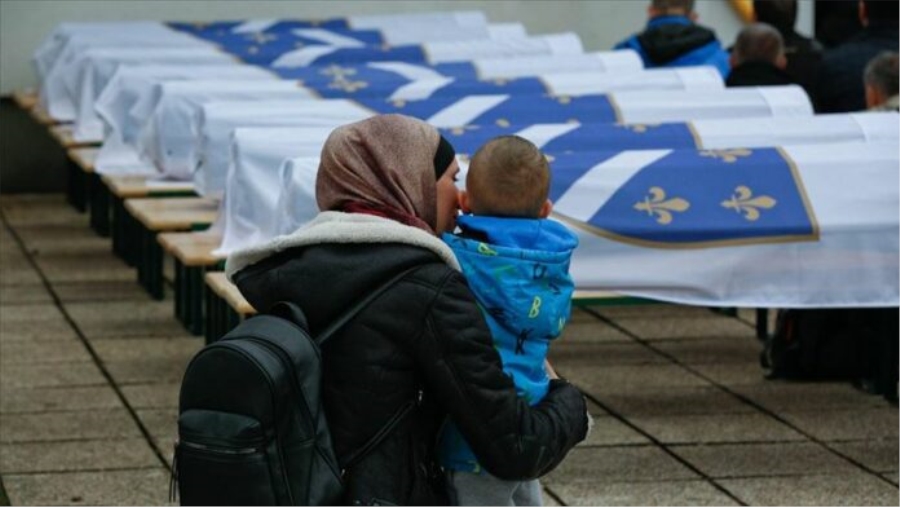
726 23 795 87
753 0 822 97
614 0 730 78
816 0 899 112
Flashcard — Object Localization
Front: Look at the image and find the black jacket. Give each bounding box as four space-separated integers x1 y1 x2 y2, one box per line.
230 214 588 505
816 22 899 113
726 61 795 88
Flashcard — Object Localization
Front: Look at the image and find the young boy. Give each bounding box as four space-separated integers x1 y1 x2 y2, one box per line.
438 135 579 506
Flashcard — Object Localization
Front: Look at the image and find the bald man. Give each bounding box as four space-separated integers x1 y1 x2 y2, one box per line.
726 23 795 87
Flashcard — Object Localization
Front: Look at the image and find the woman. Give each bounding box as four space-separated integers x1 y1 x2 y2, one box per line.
226 114 588 505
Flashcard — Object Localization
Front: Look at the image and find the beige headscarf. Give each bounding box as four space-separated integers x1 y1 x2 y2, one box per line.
317 114 445 234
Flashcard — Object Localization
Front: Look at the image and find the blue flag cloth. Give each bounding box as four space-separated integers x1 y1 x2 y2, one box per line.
441 122 699 155
551 147 819 248
357 94 619 125
167 19 352 37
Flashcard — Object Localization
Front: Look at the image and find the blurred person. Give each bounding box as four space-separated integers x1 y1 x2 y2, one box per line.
614 0 730 77
753 0 822 96
816 0 899 112
727 22 795 86
864 51 899 110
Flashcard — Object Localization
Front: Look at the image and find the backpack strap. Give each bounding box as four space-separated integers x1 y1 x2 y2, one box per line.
314 265 419 347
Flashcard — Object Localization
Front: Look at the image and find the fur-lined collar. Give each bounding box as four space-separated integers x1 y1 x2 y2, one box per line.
225 211 461 280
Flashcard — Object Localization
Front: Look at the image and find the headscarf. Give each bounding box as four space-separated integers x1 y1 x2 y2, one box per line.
317 114 454 234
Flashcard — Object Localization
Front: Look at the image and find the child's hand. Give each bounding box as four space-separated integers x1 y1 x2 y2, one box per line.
544 359 559 380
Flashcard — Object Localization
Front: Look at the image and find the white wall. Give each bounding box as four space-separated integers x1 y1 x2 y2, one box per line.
0 0 760 95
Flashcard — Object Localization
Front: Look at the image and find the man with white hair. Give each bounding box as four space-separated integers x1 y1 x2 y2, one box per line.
726 22 794 87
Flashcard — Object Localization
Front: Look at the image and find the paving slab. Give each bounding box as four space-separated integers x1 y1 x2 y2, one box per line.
718 471 900 506
53 281 151 303
589 304 721 320
609 315 754 340
627 412 807 444
543 446 699 484
562 363 709 397
0 409 141 443
93 337 201 385
0 339 92 364
780 408 900 442
13 224 106 255
35 251 135 284
560 309 633 343
120 383 181 410
65 300 191 339
136 408 178 466
0 361 106 389
0 284 52 304
651 336 762 365
3 468 172 506
0 255 42 285
672 441 862 478
1 438 160 473
830 440 899 473
0 195 87 227
689 362 774 387
578 414 650 447
0 386 122 414
0 304 76 341
594 386 757 417
547 479 739 506
549 341 668 367
731 381 889 411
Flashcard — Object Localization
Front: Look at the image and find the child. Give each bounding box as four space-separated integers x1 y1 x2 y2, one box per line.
438 135 579 506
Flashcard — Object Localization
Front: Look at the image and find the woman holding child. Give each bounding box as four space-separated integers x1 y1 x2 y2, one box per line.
226 114 587 505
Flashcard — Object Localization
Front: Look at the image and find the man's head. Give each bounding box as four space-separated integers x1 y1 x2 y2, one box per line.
864 51 899 108
730 22 787 69
461 135 552 219
649 0 697 21
753 0 797 35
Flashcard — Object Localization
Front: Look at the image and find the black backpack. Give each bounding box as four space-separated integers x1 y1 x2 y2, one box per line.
173 268 415 505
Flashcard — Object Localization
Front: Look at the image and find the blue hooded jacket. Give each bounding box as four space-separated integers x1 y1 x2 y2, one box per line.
438 214 578 473
614 15 730 78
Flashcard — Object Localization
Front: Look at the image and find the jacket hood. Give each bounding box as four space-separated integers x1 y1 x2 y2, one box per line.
638 16 717 65
226 211 460 280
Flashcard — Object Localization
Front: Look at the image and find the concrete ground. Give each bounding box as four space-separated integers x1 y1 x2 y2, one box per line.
0 194 897 506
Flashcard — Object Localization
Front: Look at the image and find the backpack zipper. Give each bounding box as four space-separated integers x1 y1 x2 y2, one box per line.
178 440 262 455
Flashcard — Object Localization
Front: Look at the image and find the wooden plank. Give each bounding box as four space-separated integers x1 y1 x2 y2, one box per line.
30 104 56 125
103 174 196 199
68 147 99 173
205 271 256 316
50 124 98 148
158 231 224 267
12 89 38 110
125 197 218 231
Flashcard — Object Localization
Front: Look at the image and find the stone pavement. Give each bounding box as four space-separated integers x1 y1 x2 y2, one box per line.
0 194 897 506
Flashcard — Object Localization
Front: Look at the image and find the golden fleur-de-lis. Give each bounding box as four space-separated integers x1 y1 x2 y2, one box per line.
391 99 406 108
721 185 776 221
329 79 368 92
634 187 690 225
245 32 277 45
320 65 356 78
566 118 579 124
699 148 752 163
496 118 511 128
615 123 659 134
557 95 572 105
247 46 259 55
449 125 479 135
492 78 508 86
544 154 556 163
380 43 392 51
192 22 210 30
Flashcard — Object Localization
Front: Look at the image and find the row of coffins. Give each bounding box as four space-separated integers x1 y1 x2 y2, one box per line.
31 11 899 311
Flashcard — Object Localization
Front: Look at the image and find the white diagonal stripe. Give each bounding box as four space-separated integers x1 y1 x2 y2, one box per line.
233 20 279 33
389 78 456 101
426 95 509 127
292 28 366 48
271 46 340 67
514 123 581 149
554 150 671 222
368 61 447 81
